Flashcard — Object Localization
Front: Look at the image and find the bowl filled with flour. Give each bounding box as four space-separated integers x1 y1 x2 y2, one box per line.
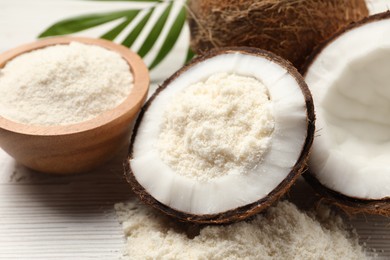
0 37 149 174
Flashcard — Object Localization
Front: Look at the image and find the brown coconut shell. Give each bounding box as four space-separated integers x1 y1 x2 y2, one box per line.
188 0 368 71
302 12 390 217
125 47 316 224
304 173 390 217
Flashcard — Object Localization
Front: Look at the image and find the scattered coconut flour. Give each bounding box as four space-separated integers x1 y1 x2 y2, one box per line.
115 200 368 260
157 73 274 181
0 42 133 125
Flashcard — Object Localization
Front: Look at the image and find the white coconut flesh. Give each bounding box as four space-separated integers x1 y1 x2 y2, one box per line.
305 18 390 200
131 52 308 215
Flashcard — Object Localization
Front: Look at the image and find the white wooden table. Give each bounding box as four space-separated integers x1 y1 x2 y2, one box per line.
0 1 389 259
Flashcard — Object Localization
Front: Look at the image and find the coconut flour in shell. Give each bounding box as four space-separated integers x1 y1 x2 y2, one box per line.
157 73 274 182
0 42 133 126
115 200 368 260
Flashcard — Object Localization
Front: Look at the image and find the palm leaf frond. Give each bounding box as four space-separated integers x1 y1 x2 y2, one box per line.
149 5 186 69
38 0 193 69
100 12 138 40
137 2 173 58
122 8 154 48
39 10 138 37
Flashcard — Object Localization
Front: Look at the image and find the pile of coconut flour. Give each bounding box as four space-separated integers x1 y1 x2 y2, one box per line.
0 42 133 125
115 200 368 260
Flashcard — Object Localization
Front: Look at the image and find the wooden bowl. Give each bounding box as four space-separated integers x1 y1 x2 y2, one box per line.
0 37 149 174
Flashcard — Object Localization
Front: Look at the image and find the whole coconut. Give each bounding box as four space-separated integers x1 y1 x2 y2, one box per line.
188 0 368 70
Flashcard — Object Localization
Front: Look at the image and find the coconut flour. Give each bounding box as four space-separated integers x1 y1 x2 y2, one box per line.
115 200 368 260
0 42 133 125
157 73 274 181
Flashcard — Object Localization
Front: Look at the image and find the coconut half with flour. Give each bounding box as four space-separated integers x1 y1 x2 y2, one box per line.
126 48 315 224
304 12 390 215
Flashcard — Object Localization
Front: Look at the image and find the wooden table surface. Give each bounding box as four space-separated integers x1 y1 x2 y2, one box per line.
0 1 389 259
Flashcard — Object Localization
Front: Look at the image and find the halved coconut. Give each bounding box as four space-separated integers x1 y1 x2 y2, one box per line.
126 47 315 224
303 12 390 215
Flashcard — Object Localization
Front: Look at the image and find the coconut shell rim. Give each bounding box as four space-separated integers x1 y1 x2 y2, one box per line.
125 47 315 224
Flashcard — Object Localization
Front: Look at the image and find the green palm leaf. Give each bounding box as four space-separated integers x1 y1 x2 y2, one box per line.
121 8 154 48
149 6 186 69
185 47 195 63
137 2 173 58
37 0 194 69
100 12 138 40
39 10 138 38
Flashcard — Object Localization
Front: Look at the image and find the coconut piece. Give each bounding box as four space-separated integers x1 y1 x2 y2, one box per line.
303 12 390 215
126 47 315 224
188 0 368 70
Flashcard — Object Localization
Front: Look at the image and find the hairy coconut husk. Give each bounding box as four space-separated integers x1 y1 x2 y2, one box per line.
188 0 368 70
